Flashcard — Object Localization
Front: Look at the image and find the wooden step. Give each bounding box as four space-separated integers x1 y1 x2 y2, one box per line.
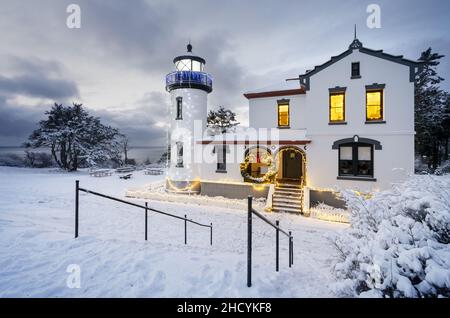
276 183 302 189
273 191 303 197
272 206 302 213
273 197 302 204
275 186 302 192
273 201 302 209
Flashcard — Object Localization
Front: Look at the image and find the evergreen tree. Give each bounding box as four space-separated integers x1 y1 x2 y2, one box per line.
415 48 447 170
25 103 124 171
206 106 239 134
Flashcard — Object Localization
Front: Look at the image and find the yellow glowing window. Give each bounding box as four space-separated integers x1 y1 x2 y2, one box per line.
278 104 289 127
330 93 345 122
366 90 383 121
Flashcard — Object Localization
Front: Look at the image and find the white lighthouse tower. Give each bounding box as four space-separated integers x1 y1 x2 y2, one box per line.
165 43 213 193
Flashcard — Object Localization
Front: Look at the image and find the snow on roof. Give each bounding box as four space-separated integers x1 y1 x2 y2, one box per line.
244 79 302 95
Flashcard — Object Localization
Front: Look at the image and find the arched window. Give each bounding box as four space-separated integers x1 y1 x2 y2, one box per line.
332 137 381 181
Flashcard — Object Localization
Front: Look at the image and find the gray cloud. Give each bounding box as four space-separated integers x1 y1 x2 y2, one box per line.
0 74 78 99
0 0 449 147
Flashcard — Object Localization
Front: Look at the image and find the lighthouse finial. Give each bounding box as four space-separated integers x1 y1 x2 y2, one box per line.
187 41 192 53
354 24 357 40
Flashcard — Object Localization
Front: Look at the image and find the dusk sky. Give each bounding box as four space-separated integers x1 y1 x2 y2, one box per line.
0 0 449 146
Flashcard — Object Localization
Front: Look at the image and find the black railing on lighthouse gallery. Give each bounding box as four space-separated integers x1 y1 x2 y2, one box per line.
247 195 294 287
74 180 213 245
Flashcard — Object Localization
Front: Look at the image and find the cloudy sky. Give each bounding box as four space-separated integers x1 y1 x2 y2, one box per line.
0 0 449 146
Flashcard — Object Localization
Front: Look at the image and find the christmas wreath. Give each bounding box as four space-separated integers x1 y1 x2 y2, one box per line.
240 151 277 184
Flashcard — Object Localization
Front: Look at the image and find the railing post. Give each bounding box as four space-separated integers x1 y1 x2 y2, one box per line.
145 202 148 241
291 236 294 266
247 195 252 288
75 180 79 238
289 231 292 268
276 220 279 272
210 223 213 246
184 214 187 245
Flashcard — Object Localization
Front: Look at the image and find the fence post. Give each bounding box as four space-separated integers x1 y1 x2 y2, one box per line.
289 231 292 268
276 220 279 272
145 202 148 241
247 195 252 287
210 223 213 246
75 180 79 238
291 236 294 266
184 214 187 245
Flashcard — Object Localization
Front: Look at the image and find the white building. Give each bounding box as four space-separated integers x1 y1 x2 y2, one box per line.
164 37 422 213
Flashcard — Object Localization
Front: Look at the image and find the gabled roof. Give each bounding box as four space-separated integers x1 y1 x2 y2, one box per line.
297 38 423 90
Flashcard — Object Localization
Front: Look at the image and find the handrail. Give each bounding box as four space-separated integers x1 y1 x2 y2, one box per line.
78 187 211 229
247 195 293 287
251 208 290 238
75 180 213 246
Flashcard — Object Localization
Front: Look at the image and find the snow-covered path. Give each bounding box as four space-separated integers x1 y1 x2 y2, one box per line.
0 167 347 297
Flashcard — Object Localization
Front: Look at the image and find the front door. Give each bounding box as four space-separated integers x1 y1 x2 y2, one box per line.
282 150 302 180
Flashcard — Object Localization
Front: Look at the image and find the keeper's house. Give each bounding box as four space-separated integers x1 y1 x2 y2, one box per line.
163 37 422 214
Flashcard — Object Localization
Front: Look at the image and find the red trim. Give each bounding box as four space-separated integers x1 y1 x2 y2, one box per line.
243 88 306 99
197 140 311 145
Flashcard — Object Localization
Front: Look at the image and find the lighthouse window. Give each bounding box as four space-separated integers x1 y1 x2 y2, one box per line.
176 59 192 71
192 60 202 72
176 97 183 120
176 142 184 168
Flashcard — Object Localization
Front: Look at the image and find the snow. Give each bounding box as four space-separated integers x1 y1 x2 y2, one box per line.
332 174 450 298
244 80 302 94
0 167 347 297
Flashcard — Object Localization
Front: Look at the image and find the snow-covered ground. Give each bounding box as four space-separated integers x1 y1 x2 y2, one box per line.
0 167 347 297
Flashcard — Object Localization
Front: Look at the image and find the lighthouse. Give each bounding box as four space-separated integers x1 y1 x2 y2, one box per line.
165 43 213 193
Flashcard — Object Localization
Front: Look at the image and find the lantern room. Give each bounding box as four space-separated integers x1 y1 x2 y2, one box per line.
165 43 213 93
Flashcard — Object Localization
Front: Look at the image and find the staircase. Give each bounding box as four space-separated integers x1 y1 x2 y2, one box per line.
271 183 303 214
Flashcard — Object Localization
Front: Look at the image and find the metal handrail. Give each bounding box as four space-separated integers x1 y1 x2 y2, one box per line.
251 208 290 238
74 180 212 245
79 187 211 228
247 195 293 288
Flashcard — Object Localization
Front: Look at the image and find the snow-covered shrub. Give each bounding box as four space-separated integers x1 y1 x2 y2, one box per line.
332 175 450 298
24 151 54 168
0 153 25 167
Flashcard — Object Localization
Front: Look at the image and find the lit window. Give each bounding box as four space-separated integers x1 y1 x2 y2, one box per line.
278 104 289 127
330 92 345 122
176 97 182 120
366 90 383 121
176 59 192 71
192 60 202 72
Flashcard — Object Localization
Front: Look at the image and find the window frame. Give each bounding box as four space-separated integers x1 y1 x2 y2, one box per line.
329 91 346 123
337 142 375 180
176 96 183 120
175 141 183 168
365 87 385 123
351 62 361 78
216 145 227 173
277 99 290 128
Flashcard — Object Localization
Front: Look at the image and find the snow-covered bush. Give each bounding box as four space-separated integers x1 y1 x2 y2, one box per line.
332 175 450 298
0 153 25 167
